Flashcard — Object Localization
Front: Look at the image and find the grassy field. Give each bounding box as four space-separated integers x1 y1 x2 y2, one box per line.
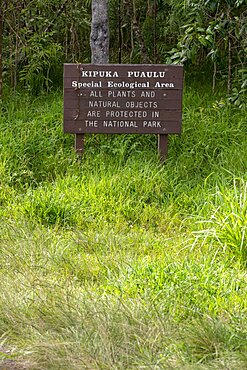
0 83 247 369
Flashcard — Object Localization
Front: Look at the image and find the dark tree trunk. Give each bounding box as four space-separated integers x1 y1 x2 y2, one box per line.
90 0 109 64
228 35 232 94
227 6 232 95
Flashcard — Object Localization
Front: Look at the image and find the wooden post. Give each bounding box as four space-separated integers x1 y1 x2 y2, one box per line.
158 134 168 162
75 133 84 155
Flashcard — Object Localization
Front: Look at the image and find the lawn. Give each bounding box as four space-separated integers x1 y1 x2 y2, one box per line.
0 83 246 369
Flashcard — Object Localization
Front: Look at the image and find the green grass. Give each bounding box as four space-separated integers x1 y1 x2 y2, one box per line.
0 84 247 369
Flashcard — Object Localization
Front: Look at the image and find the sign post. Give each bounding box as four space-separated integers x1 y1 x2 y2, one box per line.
63 64 183 161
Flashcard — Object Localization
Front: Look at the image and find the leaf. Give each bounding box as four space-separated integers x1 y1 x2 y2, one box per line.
198 36 208 47
205 35 213 43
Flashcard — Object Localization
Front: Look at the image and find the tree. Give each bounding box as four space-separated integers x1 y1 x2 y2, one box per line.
90 0 109 64
165 0 247 104
75 0 110 154
0 0 245 106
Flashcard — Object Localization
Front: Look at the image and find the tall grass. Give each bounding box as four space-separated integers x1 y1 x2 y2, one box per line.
0 85 246 369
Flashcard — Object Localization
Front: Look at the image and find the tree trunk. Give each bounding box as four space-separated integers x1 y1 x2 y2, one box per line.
228 35 232 94
90 0 109 64
76 0 109 155
227 6 232 95
118 0 122 64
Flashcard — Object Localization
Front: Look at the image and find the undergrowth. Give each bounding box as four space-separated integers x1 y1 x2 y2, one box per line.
0 84 246 369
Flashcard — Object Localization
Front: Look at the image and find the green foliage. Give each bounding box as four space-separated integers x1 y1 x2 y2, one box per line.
165 0 247 105
3 0 91 92
198 179 247 265
1 0 246 103
19 32 63 93
229 68 247 109
0 91 73 186
0 80 247 368
183 316 247 364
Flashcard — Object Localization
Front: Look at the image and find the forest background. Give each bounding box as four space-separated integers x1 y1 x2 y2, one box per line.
0 1 247 369
0 0 246 101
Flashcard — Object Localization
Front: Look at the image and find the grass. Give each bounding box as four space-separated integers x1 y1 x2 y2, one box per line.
0 83 247 369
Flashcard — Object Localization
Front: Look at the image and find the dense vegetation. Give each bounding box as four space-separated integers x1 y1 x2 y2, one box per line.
0 0 247 369
0 82 246 369
1 0 246 103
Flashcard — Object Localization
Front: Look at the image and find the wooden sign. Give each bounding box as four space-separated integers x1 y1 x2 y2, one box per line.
63 64 183 160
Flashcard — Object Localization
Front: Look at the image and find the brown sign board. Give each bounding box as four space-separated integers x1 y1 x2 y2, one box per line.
63 64 183 135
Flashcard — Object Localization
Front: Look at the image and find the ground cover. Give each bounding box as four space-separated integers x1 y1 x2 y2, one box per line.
0 84 246 369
